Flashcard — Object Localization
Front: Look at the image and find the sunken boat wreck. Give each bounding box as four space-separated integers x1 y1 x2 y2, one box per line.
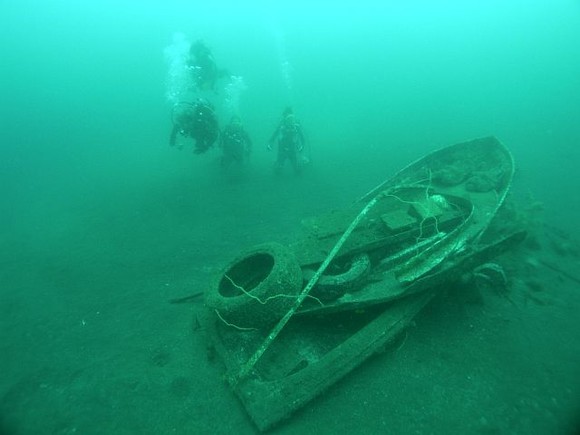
202 136 526 431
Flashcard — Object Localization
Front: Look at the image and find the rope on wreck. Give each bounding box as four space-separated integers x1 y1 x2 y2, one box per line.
233 196 381 384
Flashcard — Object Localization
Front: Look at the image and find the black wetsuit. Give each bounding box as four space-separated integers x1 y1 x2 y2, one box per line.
270 121 305 174
220 123 252 167
189 43 218 91
169 101 218 154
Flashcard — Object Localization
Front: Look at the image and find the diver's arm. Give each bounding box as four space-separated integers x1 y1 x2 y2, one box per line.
267 124 281 150
297 125 306 152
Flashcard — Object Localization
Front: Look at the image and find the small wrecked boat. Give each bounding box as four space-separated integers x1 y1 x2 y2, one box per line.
202 136 526 431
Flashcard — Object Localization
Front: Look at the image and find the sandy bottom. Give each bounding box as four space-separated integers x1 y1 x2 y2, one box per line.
2 162 580 435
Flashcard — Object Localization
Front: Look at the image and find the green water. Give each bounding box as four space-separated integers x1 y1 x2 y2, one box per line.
1 1 579 434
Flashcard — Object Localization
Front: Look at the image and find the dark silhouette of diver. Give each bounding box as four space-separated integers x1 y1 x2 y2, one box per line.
267 107 306 175
220 116 252 168
170 99 219 154
188 39 226 91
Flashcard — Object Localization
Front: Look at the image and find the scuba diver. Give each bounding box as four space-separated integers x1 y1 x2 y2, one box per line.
188 39 226 92
220 116 252 168
169 99 219 154
267 107 306 175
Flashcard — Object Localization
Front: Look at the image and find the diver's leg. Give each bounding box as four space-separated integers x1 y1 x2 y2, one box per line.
289 151 301 175
274 150 285 175
194 138 209 154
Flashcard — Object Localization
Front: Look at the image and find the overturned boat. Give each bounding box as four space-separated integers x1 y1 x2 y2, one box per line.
202 136 525 431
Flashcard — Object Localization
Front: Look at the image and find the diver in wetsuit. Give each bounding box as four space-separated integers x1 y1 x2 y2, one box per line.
220 115 252 168
188 39 219 91
267 107 306 175
169 99 219 154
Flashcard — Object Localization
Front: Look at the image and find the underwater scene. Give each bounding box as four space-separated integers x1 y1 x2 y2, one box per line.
1 1 580 434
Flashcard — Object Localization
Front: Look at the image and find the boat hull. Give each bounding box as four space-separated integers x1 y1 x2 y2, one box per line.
202 136 524 431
